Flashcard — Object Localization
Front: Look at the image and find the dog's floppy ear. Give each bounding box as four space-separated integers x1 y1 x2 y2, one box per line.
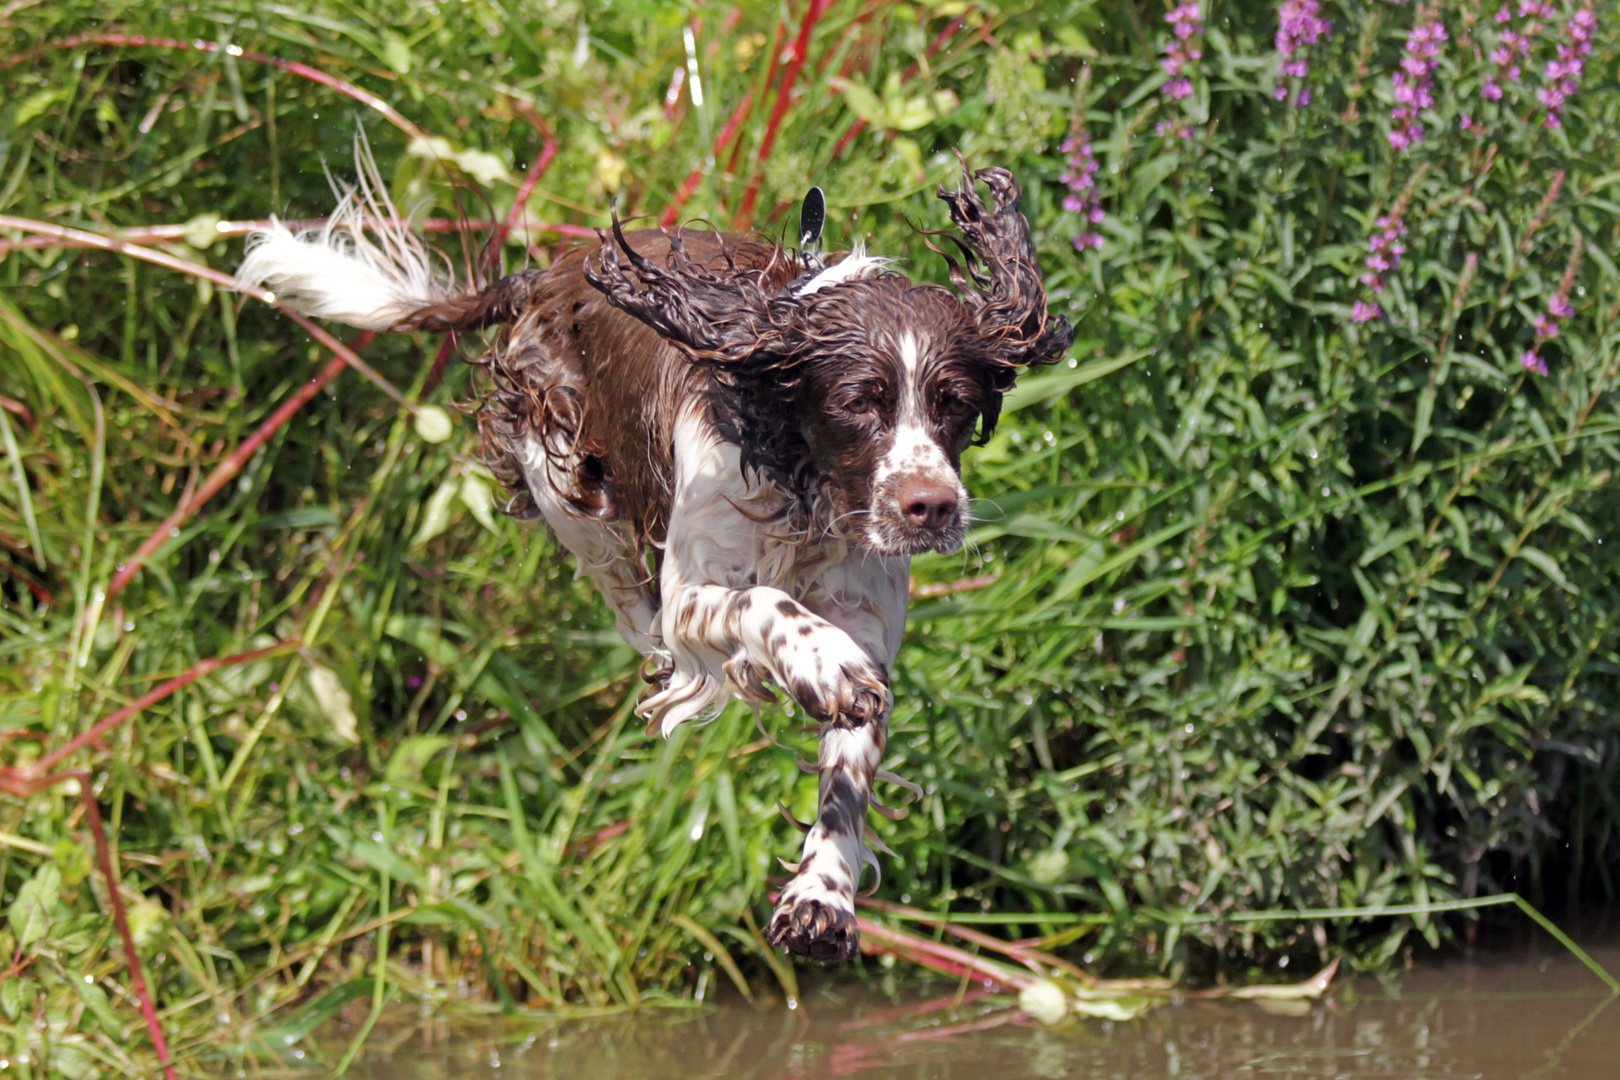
585 209 791 363
936 161 1073 368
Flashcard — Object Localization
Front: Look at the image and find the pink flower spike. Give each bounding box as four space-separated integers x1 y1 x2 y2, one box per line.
1521 350 1549 376
1351 300 1384 323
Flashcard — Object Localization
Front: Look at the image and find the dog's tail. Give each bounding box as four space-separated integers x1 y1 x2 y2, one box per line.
235 140 538 335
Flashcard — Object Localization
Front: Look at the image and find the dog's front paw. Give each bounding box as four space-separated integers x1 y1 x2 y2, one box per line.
784 636 891 728
767 879 859 963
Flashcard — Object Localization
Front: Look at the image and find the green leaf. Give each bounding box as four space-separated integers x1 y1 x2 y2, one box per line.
829 76 888 126
384 735 454 783
258 978 376 1048
15 88 66 126
1516 545 1572 592
383 33 414 75
73 976 122 1038
47 913 104 956
414 405 453 444
406 136 514 187
52 839 92 887
1002 349 1149 413
9 863 61 948
412 479 462 547
307 664 360 744
0 975 36 1021
459 473 499 534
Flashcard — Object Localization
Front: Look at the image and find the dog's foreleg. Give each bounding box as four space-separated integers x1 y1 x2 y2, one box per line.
767 712 888 962
765 554 906 962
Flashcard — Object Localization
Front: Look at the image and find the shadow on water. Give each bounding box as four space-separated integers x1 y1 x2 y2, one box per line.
334 938 1620 1080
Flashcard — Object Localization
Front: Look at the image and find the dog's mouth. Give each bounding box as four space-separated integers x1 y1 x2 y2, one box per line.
862 521 967 556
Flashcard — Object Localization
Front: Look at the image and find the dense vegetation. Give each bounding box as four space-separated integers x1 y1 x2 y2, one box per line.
3 0 1619 1074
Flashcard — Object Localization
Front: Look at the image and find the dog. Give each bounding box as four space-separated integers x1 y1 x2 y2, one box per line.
237 157 1071 962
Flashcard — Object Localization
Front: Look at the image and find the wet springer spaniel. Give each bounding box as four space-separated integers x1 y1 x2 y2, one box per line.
237 158 1071 962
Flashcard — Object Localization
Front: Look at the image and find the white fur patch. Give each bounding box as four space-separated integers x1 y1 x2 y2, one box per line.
898 332 920 375
514 436 663 660
796 241 893 296
236 138 450 330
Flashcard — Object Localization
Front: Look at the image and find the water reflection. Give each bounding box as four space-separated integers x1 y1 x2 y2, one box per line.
341 943 1618 1080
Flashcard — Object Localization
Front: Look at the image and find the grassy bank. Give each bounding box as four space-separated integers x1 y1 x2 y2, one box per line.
4 0 1620 1075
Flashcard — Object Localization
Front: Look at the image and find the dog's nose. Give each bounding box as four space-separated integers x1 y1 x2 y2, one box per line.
899 479 959 530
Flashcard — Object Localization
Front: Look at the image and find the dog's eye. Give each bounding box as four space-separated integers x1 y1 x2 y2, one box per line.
845 396 873 415
941 396 973 417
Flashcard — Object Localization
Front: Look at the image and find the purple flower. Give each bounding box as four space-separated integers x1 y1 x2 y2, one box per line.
1537 1 1595 128
1159 2 1204 108
1361 214 1408 293
1275 0 1331 105
1351 212 1409 323
1389 15 1447 152
1060 133 1105 252
1521 249 1580 374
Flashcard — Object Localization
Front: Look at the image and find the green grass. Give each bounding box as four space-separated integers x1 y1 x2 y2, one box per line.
4 0 1620 1075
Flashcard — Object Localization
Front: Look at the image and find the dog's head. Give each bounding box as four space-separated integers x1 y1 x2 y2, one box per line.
586 163 1073 556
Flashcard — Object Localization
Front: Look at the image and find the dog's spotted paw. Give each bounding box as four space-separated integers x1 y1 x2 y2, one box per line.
767 886 859 963
781 637 891 728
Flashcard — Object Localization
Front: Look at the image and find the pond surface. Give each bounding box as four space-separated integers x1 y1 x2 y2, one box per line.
340 936 1618 1080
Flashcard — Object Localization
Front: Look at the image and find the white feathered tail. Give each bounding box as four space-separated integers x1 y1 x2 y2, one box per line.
235 138 453 331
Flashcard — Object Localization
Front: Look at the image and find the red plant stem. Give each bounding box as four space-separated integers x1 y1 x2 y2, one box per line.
31 641 298 777
821 0 889 78
854 916 1028 990
0 215 427 599
736 0 836 228
422 334 459 395
0 33 426 138
102 348 357 604
0 216 403 404
495 106 561 252
855 893 1098 983
726 16 790 182
0 216 597 256
64 770 179 1080
662 91 756 227
893 1010 1016 1043
829 13 968 162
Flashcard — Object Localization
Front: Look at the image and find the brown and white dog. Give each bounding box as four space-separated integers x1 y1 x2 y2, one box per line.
237 158 1071 962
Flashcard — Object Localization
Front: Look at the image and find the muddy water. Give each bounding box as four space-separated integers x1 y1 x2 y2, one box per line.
342 939 1619 1080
